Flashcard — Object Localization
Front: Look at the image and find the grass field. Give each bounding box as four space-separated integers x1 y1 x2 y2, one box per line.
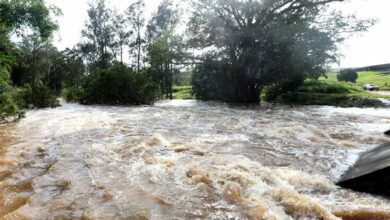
322 71 390 91
290 71 390 106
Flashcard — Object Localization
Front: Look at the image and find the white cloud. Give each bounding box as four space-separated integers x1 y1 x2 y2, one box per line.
332 0 390 67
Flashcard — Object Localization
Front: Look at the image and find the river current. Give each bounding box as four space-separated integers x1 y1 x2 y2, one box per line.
0 100 389 219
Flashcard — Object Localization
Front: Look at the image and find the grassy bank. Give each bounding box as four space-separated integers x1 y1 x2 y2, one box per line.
172 86 193 99
170 71 390 107
286 71 390 107
322 71 390 91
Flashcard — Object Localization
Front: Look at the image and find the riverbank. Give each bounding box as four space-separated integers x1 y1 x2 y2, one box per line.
284 79 390 107
0 111 25 124
281 92 390 108
172 83 390 108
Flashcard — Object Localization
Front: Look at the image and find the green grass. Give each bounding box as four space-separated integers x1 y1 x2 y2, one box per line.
321 71 390 91
172 86 193 99
289 72 390 106
317 71 390 98
357 71 390 90
171 71 390 105
297 80 359 94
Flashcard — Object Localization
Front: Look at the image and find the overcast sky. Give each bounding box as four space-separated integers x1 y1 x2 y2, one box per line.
47 0 390 68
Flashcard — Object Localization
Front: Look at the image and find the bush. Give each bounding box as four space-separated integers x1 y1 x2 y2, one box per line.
81 65 158 105
337 69 358 83
264 75 305 101
17 81 59 108
296 80 354 94
0 92 19 117
61 87 84 103
191 57 231 101
0 66 20 117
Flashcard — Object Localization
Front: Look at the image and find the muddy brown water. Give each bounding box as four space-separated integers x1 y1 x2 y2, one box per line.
0 100 389 219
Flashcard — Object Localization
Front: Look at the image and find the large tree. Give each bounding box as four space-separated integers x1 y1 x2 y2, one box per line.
11 35 68 95
188 0 374 102
111 9 131 65
127 0 145 73
147 0 182 99
0 0 59 115
81 0 113 69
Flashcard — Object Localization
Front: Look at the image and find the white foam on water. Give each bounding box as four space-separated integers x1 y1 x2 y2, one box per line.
0 101 389 219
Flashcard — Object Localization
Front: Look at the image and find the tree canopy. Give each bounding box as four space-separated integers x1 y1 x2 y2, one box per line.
188 0 374 102
0 0 59 116
0 0 377 117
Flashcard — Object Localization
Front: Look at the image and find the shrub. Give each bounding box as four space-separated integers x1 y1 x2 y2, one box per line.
17 81 59 108
0 92 19 117
0 66 20 116
337 69 358 83
264 75 305 101
81 65 158 105
61 87 84 103
191 57 230 101
297 80 353 94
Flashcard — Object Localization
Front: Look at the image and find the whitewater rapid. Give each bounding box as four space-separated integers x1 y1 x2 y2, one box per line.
0 100 389 219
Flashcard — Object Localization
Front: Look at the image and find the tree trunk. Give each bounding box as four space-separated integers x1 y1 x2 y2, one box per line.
169 62 173 99
137 33 141 73
231 67 260 103
120 44 123 66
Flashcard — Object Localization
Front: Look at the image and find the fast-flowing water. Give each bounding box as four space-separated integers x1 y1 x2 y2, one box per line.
0 100 389 220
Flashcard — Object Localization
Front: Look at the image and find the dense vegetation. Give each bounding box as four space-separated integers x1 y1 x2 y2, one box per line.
188 0 373 102
0 0 378 120
0 0 59 119
337 69 358 83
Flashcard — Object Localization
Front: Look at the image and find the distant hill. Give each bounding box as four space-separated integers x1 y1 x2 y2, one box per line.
353 63 390 72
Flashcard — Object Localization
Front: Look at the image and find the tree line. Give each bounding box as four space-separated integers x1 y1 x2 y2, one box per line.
0 0 374 118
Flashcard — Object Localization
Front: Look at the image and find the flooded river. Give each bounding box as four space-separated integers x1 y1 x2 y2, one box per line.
0 100 389 219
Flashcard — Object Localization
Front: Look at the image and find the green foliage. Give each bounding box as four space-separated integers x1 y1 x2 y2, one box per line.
146 0 182 100
61 87 84 103
81 0 113 69
0 0 59 119
17 81 59 108
62 48 86 88
174 69 192 86
282 78 390 106
191 56 231 100
127 0 145 72
147 32 183 99
81 64 157 105
146 0 179 41
0 0 59 39
172 86 193 99
296 80 358 94
0 67 19 116
337 69 358 83
188 0 374 103
322 72 390 91
264 75 306 101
